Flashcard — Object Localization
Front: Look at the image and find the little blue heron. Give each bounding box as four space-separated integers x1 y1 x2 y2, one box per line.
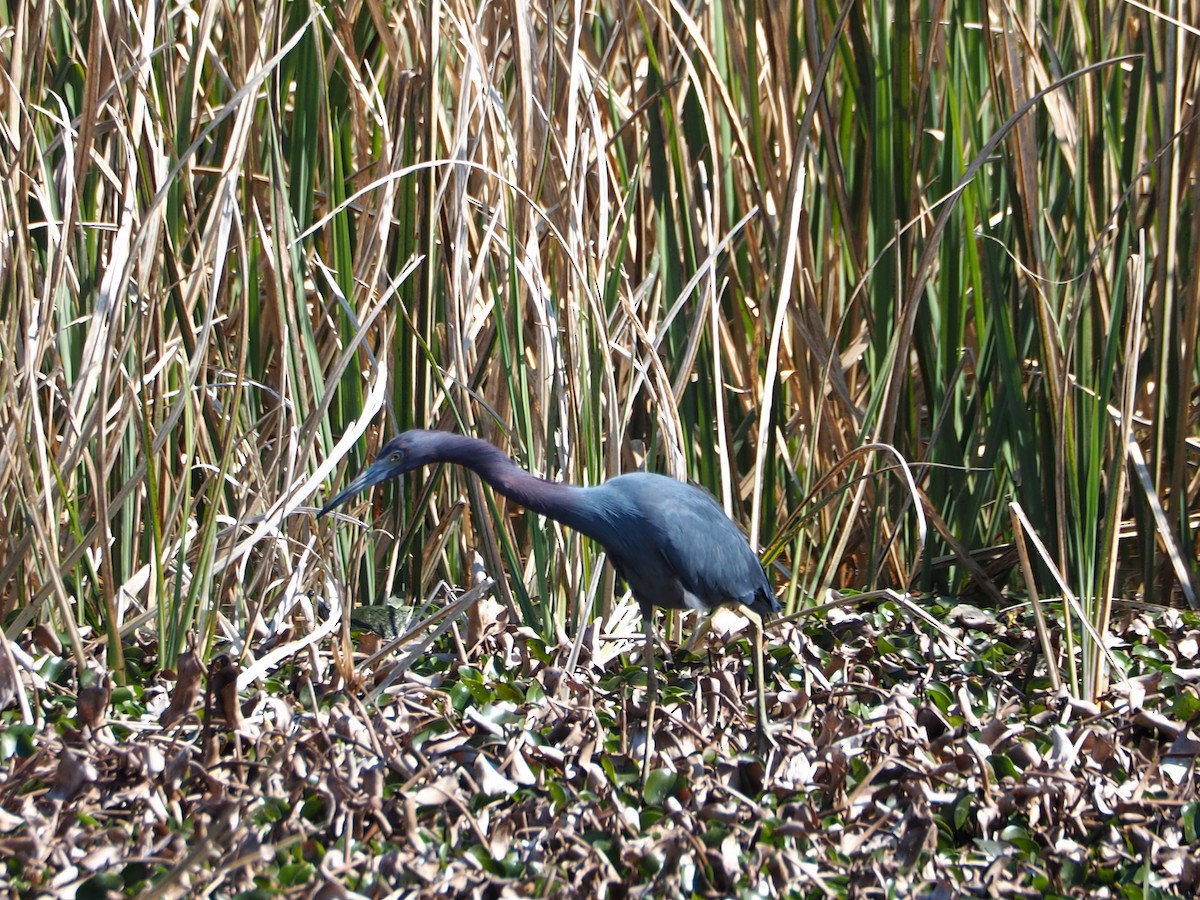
319 430 780 760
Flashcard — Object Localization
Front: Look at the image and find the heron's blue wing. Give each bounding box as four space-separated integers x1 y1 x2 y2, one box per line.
606 473 777 614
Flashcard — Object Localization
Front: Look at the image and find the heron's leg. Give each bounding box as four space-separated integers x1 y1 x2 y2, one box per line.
681 611 711 655
748 609 776 753
641 609 657 781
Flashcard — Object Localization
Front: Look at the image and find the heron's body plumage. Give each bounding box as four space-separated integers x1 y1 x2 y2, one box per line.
578 473 778 618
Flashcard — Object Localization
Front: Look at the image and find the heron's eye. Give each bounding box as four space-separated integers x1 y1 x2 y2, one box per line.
389 450 403 462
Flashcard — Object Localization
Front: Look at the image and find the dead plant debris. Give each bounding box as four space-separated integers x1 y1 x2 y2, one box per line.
1 595 1197 897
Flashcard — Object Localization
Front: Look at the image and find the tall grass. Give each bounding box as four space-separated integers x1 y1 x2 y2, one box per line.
0 1 1195 701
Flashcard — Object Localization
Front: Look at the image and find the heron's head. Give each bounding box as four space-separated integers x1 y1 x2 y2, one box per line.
317 431 437 516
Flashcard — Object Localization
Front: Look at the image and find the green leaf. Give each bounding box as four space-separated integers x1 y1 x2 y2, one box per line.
989 753 1020 780
953 793 973 832
449 682 473 712
278 861 316 886
926 682 954 713
642 768 682 807
1171 690 1200 723
1182 801 1198 844
1 724 37 760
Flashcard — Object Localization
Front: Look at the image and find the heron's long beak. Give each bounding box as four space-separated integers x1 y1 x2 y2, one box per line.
317 460 397 517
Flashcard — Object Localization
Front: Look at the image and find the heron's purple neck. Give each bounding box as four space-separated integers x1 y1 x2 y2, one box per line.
424 432 613 545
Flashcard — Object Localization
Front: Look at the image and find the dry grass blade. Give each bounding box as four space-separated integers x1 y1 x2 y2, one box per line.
1126 440 1199 611
1009 500 1130 698
365 580 494 692
1010 502 1063 693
